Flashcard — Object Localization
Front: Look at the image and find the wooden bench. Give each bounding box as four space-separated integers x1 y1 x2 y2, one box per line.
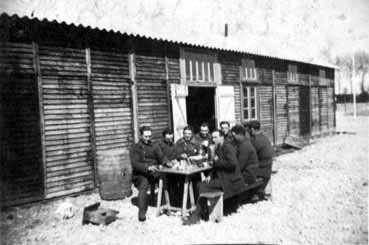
199 191 224 222
199 178 265 222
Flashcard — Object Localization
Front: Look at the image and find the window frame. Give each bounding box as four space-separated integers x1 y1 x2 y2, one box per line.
240 58 258 81
241 85 258 122
287 64 298 82
181 49 220 83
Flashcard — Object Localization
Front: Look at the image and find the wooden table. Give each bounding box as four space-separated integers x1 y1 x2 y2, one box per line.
155 166 212 218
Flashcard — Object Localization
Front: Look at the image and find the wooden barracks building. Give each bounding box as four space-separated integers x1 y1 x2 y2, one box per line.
0 13 336 207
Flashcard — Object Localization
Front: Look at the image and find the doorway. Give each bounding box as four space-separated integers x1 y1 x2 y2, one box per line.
186 86 216 133
299 86 311 137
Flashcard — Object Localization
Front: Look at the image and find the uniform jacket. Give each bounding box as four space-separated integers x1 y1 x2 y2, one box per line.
236 137 259 173
157 139 177 162
129 140 164 176
175 138 200 159
212 142 245 199
250 133 273 177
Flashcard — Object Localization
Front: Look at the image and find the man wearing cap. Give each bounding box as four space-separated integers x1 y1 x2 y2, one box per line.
230 125 259 185
130 126 165 222
246 120 274 200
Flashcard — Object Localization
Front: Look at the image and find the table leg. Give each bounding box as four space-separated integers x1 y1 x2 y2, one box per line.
156 177 163 217
163 176 171 208
189 181 195 210
182 176 189 218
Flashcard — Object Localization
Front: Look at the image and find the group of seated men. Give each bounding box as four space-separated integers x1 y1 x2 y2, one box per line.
129 121 273 224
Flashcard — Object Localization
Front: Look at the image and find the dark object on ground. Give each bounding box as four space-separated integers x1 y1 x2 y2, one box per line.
283 135 307 149
82 202 119 225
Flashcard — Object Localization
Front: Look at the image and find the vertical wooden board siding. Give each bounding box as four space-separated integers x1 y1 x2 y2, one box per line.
288 86 300 136
258 86 274 143
275 85 288 145
91 50 133 152
310 87 320 136
135 51 169 141
327 87 334 131
319 87 329 133
39 45 94 198
1 42 44 206
234 84 241 123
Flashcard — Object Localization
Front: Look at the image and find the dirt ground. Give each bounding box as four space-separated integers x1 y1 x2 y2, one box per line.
1 111 368 245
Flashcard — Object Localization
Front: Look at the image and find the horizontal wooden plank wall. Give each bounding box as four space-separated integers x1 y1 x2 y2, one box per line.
288 86 300 136
39 45 94 198
220 53 243 124
167 45 180 84
90 50 133 152
319 87 329 133
275 85 288 145
135 44 169 140
0 42 44 206
258 85 274 144
275 72 288 145
310 86 320 136
327 87 335 132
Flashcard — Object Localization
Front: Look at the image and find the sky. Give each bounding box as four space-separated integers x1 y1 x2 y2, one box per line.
1 0 368 63
1 0 369 92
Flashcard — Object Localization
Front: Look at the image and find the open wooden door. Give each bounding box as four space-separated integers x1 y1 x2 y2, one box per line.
171 84 188 141
215 85 236 127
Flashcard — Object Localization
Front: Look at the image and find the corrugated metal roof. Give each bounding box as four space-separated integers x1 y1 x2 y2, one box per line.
0 12 338 69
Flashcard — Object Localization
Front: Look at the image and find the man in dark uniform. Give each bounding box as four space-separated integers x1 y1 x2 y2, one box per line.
183 130 245 225
129 126 164 221
219 121 233 143
175 126 200 159
245 120 274 200
157 128 182 206
231 125 259 185
194 123 213 156
157 128 176 162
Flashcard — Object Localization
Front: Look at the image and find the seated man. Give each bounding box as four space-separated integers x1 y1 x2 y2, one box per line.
231 125 259 185
219 121 234 143
157 127 181 206
183 130 245 225
175 126 200 159
245 120 274 200
194 123 213 157
129 126 164 222
157 127 176 163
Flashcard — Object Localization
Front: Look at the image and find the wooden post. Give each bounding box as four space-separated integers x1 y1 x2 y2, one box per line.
308 75 312 137
32 42 47 198
85 48 97 187
272 70 277 146
164 45 173 129
129 50 139 143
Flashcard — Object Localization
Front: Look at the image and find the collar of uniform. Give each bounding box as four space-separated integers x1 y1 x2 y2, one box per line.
138 140 152 147
161 139 173 146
